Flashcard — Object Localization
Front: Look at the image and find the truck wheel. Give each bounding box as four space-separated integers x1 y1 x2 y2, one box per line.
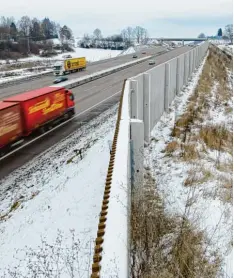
68 109 75 117
64 113 69 120
39 126 46 134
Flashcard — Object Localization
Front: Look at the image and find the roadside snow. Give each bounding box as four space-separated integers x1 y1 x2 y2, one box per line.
145 54 233 277
217 44 233 55
0 48 122 65
0 105 117 277
120 47 135 55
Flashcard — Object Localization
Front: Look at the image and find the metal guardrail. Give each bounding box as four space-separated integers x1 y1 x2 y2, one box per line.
0 57 127 88
0 55 153 90
0 70 53 88
51 56 152 90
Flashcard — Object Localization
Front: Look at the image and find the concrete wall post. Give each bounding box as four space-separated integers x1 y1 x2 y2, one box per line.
130 119 144 189
143 73 151 143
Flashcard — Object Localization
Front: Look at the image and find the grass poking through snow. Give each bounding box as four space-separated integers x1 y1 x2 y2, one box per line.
131 172 222 278
141 45 233 277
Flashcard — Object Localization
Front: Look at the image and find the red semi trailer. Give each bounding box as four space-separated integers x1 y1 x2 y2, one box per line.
0 86 75 155
0 101 23 150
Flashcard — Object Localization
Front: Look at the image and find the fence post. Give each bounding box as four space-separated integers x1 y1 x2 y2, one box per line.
184 53 187 85
164 63 170 112
130 80 138 119
189 51 192 77
143 73 151 143
176 57 180 95
130 119 144 189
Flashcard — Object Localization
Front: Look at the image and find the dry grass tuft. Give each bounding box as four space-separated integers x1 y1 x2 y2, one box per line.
131 171 221 278
184 167 213 187
165 141 180 154
219 176 233 204
216 159 233 173
199 125 233 152
181 143 199 161
10 200 21 212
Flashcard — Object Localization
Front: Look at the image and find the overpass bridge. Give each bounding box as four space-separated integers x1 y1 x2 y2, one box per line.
149 37 207 45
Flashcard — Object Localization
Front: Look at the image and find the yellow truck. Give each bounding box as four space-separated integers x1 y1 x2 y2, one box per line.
53 57 86 76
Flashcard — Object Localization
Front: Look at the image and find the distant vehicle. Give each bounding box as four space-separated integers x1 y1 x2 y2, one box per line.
149 60 155 65
53 57 86 76
53 76 68 84
142 51 146 54
132 54 138 58
62 54 72 59
0 87 75 156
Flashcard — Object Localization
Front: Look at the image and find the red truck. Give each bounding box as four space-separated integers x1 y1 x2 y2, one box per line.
0 86 75 155
0 101 23 150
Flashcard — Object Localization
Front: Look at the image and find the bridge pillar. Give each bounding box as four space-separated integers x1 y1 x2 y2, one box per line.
182 40 184 46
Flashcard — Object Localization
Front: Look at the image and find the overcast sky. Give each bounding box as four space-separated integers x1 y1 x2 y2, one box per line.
1 0 233 37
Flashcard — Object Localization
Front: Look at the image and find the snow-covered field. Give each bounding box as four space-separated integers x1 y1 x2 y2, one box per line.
145 50 233 277
0 47 122 66
0 105 117 277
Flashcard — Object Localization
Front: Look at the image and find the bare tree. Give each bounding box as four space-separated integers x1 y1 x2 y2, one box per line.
121 29 127 43
198 33 206 38
134 26 144 43
126 26 134 42
142 28 149 44
93 28 102 40
224 24 233 43
18 16 31 36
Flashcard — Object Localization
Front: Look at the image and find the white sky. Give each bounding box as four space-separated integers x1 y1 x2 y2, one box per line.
1 0 233 37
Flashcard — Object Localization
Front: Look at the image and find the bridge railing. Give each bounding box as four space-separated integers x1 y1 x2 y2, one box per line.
90 41 209 278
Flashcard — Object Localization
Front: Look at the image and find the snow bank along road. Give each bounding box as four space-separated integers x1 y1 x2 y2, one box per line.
0 46 165 99
0 45 192 179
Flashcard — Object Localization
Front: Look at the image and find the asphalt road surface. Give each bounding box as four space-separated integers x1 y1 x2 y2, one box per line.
0 45 193 180
0 46 165 100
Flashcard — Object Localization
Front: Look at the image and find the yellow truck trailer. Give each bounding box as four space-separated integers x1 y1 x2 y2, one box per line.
53 57 86 76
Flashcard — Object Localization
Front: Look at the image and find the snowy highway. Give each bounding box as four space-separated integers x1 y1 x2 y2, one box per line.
0 44 195 277
0 46 165 99
0 45 192 179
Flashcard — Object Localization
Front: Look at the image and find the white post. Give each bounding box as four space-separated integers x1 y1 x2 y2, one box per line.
176 57 180 95
164 63 170 112
130 119 144 189
143 73 151 143
130 80 138 119
189 51 192 77
184 53 187 85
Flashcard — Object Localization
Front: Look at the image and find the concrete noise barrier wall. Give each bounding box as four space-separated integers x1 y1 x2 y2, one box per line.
90 41 209 278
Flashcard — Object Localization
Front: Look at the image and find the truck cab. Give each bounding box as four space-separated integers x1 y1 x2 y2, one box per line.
53 62 64 76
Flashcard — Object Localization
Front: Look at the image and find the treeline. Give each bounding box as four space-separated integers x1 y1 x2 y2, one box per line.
198 25 233 43
79 26 149 50
0 16 74 59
